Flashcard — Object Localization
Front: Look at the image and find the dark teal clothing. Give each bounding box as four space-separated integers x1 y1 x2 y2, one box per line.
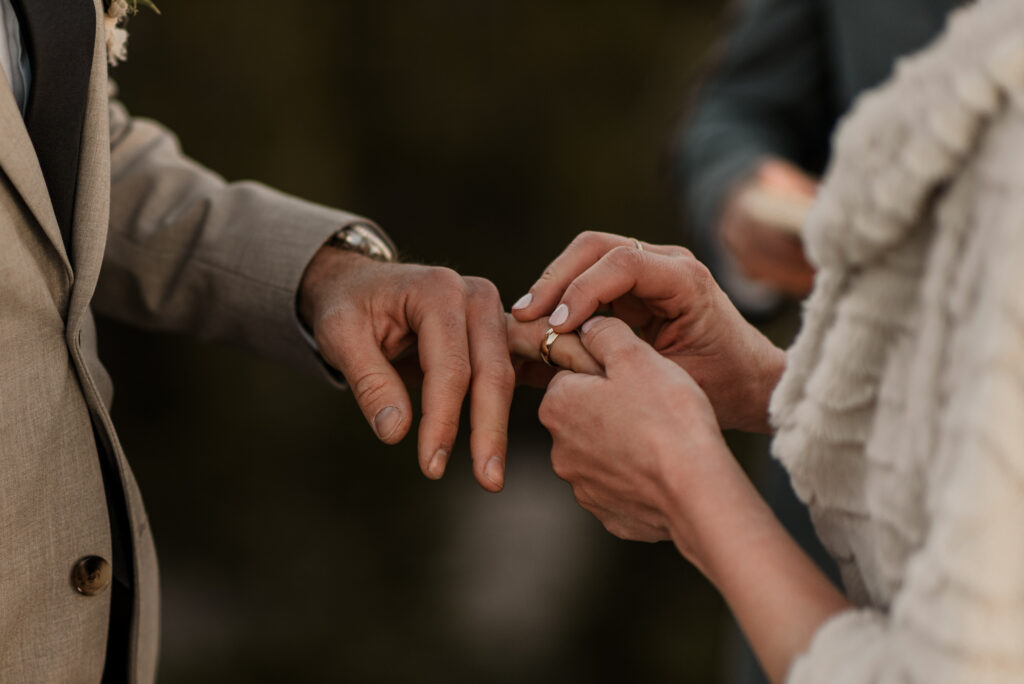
677 0 964 258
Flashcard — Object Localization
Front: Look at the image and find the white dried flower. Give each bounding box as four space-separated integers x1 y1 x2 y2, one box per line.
104 0 130 66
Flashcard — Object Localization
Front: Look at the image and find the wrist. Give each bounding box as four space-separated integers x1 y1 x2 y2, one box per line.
297 244 372 331
657 432 741 572
733 337 786 434
298 222 397 331
661 436 771 584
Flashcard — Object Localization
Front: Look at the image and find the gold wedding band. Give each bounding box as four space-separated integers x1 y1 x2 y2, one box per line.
540 327 560 367
629 237 644 252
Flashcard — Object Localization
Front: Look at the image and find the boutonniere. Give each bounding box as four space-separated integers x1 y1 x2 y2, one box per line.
102 0 160 67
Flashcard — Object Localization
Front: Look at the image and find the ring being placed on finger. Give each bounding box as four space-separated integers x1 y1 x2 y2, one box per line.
629 237 644 252
540 327 561 367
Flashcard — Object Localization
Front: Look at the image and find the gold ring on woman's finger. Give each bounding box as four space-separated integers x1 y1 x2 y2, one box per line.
540 327 561 367
629 237 644 252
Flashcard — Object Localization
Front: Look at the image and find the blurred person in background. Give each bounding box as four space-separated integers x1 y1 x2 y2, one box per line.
676 0 963 312
673 2 963 679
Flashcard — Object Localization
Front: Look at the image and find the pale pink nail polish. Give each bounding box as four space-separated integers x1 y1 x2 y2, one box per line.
548 303 569 327
511 293 533 310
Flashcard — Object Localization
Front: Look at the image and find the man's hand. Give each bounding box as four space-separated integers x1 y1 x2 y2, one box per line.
298 246 514 492
511 231 784 433
719 158 817 297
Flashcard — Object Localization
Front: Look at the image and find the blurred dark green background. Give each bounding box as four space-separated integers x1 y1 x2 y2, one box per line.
99 1 742 681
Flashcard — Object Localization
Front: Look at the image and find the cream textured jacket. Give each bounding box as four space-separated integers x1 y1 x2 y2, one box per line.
0 1 366 680
770 0 1024 680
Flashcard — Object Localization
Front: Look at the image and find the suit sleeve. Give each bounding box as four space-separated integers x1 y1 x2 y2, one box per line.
93 99 373 378
672 0 834 275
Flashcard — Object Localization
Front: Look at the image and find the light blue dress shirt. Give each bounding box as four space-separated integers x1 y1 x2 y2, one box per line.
0 0 30 115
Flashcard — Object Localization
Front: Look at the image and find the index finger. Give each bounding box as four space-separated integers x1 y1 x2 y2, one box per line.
511 232 629 321
546 247 700 333
511 232 685 323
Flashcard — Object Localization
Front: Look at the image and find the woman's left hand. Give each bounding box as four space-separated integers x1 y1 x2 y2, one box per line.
539 316 733 556
542 318 852 684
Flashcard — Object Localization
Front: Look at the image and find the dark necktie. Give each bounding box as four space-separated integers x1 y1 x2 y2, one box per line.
9 0 95 254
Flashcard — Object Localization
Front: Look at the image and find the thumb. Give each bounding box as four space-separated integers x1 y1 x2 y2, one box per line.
320 322 413 445
578 316 649 374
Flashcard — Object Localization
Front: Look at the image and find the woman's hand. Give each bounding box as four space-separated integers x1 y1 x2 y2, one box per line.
512 231 785 433
540 317 851 684
539 317 731 554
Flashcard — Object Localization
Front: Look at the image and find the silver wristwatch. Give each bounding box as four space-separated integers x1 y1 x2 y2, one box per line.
326 222 397 262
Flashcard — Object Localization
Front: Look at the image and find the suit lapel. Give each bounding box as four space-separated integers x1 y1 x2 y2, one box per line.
66 0 110 337
0 69 71 279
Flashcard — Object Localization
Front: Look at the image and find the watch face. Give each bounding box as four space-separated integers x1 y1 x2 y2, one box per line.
345 224 395 262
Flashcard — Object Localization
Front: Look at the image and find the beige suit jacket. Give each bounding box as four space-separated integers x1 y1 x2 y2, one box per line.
0 3 366 680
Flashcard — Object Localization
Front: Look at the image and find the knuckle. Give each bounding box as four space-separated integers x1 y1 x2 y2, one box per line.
464 276 500 301
444 355 473 382
481 358 516 390
538 394 559 428
607 245 644 270
427 267 467 295
476 424 509 445
350 370 393 407
566 231 607 259
551 456 573 481
561 277 590 303
571 230 599 249
603 520 628 539
537 266 557 283
431 415 462 440
587 316 626 339
685 258 716 296
572 483 595 507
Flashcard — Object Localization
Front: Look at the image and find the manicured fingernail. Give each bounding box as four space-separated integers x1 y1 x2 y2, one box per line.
428 449 449 479
511 293 533 310
484 456 504 488
373 406 402 440
581 316 604 334
548 303 569 327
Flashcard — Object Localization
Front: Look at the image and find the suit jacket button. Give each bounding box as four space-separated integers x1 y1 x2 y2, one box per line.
71 556 112 596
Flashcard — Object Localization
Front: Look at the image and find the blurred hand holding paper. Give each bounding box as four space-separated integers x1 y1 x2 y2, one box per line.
737 181 815 236
718 159 818 297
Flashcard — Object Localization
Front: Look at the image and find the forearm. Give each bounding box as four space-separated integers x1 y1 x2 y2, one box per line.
100 100 364 375
664 445 849 683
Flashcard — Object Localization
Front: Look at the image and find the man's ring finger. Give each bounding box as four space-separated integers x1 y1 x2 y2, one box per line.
540 327 561 367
